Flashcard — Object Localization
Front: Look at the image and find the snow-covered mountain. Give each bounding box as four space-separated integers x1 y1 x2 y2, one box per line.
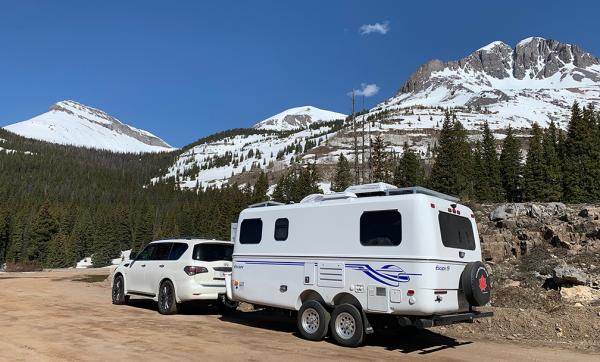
3 100 175 153
157 37 600 190
371 37 600 129
254 106 346 131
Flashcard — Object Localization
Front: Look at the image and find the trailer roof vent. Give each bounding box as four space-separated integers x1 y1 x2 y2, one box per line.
345 183 398 197
300 191 357 203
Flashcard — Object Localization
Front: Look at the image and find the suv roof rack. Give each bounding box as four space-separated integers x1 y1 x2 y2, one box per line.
249 201 284 208
387 186 459 202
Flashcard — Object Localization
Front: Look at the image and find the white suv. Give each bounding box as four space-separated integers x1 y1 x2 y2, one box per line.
112 239 236 314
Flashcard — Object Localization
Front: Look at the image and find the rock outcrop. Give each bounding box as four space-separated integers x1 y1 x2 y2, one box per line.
478 203 600 262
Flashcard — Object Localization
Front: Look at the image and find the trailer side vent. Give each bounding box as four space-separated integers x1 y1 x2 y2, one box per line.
317 262 345 288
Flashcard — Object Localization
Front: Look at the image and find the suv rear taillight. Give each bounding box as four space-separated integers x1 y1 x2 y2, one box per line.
184 266 208 276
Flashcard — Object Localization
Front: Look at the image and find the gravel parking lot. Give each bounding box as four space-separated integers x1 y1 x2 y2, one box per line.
0 270 598 362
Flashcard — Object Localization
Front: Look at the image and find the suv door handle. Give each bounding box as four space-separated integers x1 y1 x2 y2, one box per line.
159 265 165 268
141 264 146 267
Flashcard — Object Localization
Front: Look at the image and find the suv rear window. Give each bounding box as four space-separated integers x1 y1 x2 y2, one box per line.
360 210 402 246
438 212 475 250
193 244 234 262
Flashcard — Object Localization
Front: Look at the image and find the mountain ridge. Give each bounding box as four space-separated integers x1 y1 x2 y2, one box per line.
3 100 175 154
253 105 347 131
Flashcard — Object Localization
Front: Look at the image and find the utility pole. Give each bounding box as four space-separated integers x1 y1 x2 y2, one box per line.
352 91 359 185
361 95 366 184
368 110 373 183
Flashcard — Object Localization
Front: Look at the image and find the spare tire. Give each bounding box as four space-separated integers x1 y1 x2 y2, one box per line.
461 261 491 306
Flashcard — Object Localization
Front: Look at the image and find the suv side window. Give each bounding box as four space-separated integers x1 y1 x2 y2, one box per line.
240 218 262 244
137 244 157 261
274 218 289 241
360 210 402 246
169 243 189 260
152 243 173 261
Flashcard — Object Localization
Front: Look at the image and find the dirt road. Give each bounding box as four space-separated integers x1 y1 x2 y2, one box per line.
0 270 597 362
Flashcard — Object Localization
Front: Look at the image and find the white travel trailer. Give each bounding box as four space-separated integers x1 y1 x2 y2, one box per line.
226 183 492 347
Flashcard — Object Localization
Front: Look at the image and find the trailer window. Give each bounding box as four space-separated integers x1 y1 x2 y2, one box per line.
360 210 402 246
240 218 262 244
274 218 289 241
438 212 475 250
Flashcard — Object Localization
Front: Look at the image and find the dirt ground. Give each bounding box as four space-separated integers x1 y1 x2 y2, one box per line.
0 270 599 362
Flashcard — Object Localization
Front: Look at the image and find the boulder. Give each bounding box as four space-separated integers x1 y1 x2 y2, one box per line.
553 262 588 286
560 286 600 304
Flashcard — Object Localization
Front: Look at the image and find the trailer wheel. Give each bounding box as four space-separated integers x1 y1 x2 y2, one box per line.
330 304 365 347
297 300 330 341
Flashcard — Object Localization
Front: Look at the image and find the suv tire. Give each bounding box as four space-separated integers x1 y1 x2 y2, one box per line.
158 280 179 315
112 275 129 305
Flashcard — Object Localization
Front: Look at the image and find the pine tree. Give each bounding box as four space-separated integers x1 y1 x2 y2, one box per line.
499 126 522 202
523 123 546 201
331 153 353 192
541 120 562 201
6 217 24 263
133 208 154 252
46 232 68 268
272 173 289 203
0 208 9 264
113 207 133 252
251 172 269 204
562 102 598 202
371 134 392 183
393 142 424 187
430 112 473 198
474 122 503 202
27 203 58 264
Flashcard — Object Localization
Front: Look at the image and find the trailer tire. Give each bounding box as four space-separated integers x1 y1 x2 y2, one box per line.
461 261 491 306
297 300 330 341
330 304 365 347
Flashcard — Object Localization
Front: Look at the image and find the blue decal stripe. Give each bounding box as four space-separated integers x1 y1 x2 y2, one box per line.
236 260 304 266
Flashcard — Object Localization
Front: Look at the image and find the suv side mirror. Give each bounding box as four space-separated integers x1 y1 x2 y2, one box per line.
129 252 137 260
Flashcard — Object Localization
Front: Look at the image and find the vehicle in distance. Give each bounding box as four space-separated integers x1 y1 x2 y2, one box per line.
112 239 235 314
227 184 492 347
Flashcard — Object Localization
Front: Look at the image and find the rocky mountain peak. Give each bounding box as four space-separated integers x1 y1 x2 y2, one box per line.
399 37 600 95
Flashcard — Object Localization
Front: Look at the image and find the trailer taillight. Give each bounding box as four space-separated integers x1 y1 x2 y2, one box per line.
430 203 436 208
407 289 415 296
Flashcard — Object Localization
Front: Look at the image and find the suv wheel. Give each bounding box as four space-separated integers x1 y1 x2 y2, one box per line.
330 304 365 347
112 275 129 305
158 280 179 315
297 300 330 341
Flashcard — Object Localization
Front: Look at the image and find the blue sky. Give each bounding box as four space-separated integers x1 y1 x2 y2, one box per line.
1 1 599 147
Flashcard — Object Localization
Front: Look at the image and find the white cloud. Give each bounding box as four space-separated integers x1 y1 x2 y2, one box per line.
359 21 390 35
348 83 380 98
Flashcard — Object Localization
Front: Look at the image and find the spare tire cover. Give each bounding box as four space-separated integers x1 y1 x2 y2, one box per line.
461 261 491 306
